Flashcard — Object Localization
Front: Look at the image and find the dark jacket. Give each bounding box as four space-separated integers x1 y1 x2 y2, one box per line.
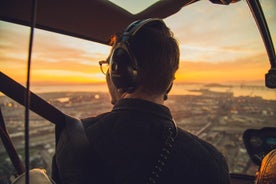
52 98 230 184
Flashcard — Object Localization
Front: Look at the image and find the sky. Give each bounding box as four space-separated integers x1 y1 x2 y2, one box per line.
0 0 276 88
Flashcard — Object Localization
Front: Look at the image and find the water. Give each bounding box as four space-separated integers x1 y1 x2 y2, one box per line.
172 83 276 100
1 83 275 100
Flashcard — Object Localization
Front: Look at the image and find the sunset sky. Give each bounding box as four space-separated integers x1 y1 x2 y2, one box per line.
1 0 276 87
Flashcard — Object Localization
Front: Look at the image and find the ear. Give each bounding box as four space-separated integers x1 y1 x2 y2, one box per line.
164 82 173 100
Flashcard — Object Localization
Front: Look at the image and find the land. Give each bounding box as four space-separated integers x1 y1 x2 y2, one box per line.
0 89 275 183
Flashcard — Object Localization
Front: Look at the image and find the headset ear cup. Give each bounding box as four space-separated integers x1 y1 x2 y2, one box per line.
109 46 137 92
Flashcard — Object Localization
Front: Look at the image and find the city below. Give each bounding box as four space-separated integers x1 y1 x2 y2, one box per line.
0 86 275 183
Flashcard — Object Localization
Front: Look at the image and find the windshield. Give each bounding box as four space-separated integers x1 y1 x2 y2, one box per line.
0 0 275 181
163 0 276 174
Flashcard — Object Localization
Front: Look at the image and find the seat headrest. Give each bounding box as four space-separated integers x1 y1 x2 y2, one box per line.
256 149 276 184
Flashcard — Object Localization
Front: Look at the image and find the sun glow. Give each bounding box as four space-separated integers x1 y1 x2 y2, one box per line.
1 1 275 88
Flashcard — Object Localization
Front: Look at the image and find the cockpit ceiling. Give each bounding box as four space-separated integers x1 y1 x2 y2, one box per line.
0 0 198 45
107 0 160 14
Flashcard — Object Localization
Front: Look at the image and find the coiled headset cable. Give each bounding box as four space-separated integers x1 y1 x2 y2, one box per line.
147 121 178 184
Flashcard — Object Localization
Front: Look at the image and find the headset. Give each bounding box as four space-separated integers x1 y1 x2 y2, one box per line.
109 18 165 92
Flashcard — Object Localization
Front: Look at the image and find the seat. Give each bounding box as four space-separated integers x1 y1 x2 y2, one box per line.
256 149 276 184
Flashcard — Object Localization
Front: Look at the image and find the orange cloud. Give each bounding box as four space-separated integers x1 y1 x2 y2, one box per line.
0 19 272 86
176 52 270 83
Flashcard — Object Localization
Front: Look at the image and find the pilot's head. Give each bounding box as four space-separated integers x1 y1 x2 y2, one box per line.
105 18 179 104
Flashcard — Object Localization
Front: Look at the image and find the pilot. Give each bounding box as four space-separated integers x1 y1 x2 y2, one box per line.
52 18 231 184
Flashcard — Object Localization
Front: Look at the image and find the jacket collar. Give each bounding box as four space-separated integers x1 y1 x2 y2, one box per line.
112 98 173 121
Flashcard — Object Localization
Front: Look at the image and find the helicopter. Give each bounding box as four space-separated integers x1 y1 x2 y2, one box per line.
0 0 276 183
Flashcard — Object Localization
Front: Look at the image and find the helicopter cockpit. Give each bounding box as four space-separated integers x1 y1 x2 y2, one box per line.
0 0 275 183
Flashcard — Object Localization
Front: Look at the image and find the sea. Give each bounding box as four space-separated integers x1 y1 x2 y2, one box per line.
4 82 274 101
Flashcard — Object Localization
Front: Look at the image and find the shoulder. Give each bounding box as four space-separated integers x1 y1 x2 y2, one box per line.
168 128 230 183
81 112 110 128
176 128 224 157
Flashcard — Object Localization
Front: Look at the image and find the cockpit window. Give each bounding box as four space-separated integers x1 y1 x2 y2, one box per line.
0 21 110 93
165 1 268 84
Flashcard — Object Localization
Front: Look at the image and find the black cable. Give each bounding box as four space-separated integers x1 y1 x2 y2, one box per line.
25 0 37 183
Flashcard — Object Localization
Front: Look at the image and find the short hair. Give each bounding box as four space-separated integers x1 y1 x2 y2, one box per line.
129 20 179 95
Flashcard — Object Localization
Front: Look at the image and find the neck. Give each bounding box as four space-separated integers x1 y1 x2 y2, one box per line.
122 92 165 105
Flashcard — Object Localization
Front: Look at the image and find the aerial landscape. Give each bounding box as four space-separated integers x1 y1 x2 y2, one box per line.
0 84 275 183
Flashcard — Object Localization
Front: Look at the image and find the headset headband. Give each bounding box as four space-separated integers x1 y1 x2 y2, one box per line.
124 18 164 37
